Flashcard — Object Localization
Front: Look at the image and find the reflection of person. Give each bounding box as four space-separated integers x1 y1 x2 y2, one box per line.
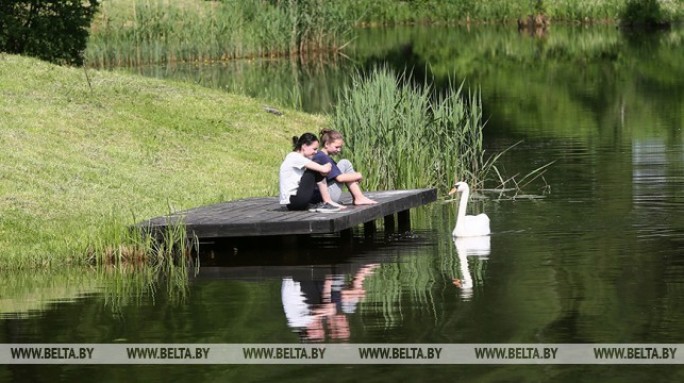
278 133 342 212
313 129 376 205
281 264 379 341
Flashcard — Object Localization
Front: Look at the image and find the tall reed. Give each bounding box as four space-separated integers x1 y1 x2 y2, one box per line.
86 211 197 269
353 0 683 25
86 0 353 67
332 67 491 193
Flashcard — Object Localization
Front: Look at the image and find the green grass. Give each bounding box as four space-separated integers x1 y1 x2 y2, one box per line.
0 54 327 269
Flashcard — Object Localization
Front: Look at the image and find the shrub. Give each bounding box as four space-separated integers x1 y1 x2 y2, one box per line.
0 0 100 65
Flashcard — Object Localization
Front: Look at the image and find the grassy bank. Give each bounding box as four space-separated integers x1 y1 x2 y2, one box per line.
0 54 326 269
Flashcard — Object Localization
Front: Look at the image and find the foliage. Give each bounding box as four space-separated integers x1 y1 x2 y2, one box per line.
620 0 669 26
0 0 100 65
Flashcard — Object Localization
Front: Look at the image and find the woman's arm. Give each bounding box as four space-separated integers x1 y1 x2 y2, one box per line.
304 161 332 175
335 172 363 183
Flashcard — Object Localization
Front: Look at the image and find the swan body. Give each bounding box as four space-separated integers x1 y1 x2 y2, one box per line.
450 182 490 237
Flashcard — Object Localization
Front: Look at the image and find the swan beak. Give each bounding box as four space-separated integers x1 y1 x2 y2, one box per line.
448 187 457 195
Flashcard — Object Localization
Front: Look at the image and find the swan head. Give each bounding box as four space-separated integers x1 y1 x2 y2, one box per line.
448 181 469 195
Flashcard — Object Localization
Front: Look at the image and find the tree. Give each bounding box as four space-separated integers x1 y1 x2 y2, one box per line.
0 0 100 66
620 0 670 29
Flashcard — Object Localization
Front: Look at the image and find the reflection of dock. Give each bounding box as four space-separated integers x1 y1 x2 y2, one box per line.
139 188 436 239
191 264 370 283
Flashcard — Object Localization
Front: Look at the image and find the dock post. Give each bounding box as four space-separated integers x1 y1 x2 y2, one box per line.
340 228 354 241
364 220 377 237
383 214 396 233
398 210 411 232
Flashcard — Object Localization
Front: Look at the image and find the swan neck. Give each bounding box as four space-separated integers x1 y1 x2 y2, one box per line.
457 188 469 219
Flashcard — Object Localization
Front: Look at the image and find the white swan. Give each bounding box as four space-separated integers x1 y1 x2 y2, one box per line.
449 181 490 237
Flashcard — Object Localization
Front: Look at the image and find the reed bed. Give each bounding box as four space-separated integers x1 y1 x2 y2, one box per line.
86 0 684 68
348 0 683 25
333 67 491 193
86 211 197 270
86 0 353 67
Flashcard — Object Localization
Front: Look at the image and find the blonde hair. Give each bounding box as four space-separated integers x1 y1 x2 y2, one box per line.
319 129 343 146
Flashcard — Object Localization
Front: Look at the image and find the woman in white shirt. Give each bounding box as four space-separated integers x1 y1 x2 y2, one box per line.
279 133 339 211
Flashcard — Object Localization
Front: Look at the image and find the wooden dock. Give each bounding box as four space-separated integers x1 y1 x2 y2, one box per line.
139 188 437 239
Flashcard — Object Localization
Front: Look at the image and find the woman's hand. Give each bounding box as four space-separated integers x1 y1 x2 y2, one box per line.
320 162 332 175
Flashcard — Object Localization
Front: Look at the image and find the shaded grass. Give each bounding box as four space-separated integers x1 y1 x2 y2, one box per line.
0 54 327 269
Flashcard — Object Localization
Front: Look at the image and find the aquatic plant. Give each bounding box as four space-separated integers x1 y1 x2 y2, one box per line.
333 67 494 192
332 66 555 196
86 209 197 269
86 0 684 68
85 0 354 67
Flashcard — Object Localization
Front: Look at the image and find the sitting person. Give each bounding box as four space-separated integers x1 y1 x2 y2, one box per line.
278 133 343 213
313 129 376 205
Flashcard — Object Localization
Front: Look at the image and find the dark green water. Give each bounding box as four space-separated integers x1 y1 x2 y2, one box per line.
2 25 684 382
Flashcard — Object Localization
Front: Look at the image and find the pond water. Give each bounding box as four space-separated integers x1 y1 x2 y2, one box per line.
2 25 684 382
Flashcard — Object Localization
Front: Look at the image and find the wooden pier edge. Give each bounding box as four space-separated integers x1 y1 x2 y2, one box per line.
138 188 437 240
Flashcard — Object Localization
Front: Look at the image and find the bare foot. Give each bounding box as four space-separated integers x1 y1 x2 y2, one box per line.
353 196 377 205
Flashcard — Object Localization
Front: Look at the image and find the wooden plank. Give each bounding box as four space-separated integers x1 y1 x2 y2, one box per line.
138 188 436 239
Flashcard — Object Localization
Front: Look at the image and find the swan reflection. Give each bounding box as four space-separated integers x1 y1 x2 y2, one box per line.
452 236 490 300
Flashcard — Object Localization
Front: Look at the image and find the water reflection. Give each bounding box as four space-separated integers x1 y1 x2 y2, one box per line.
282 264 379 342
0 269 100 319
452 236 490 300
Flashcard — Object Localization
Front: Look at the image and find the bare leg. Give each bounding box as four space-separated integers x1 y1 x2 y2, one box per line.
336 159 376 205
318 181 346 208
348 182 376 205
